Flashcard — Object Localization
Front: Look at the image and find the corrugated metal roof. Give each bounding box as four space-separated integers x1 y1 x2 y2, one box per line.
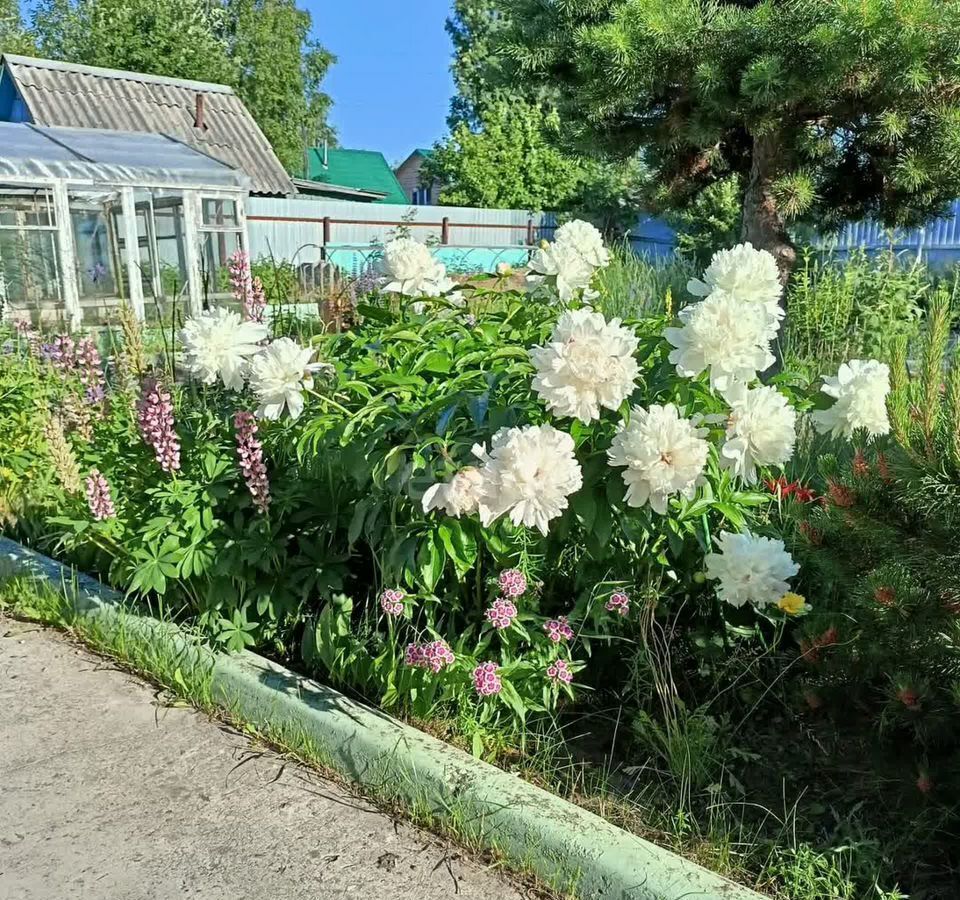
1 54 294 195
0 121 248 188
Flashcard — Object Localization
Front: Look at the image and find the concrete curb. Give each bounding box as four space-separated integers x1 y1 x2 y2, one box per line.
1 538 765 900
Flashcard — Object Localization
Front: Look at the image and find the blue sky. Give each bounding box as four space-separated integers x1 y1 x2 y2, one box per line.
306 0 455 165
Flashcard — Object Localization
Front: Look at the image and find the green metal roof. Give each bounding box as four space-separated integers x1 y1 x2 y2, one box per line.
303 148 407 204
414 148 433 158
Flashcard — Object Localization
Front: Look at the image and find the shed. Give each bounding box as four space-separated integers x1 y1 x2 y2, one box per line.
0 53 294 196
0 121 251 327
300 147 408 204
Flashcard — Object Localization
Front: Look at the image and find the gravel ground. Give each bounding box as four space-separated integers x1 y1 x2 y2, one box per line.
0 616 531 900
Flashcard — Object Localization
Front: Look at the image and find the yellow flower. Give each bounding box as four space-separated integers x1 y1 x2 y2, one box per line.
777 592 807 615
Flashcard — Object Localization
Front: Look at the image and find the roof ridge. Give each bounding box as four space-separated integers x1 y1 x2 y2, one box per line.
2 53 235 95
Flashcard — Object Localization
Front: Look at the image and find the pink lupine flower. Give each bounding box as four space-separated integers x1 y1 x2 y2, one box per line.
546 658 573 684
74 337 105 391
543 615 574 643
485 598 518 630
380 588 405 616
473 661 502 696
138 380 181 473
605 591 630 616
234 411 271 514
85 469 116 520
229 250 267 323
42 334 76 373
498 568 527 598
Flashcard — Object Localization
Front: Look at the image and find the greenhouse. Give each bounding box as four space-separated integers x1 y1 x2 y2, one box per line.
0 121 250 326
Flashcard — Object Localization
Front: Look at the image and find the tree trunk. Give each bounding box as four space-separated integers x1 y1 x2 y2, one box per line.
740 132 797 294
741 133 795 371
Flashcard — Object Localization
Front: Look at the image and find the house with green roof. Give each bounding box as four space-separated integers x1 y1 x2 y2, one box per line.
395 148 442 206
295 146 408 204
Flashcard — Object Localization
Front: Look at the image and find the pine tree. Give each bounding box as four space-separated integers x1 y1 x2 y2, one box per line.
500 0 960 290
787 292 960 840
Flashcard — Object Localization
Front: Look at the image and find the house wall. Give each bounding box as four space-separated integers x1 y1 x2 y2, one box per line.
394 155 441 205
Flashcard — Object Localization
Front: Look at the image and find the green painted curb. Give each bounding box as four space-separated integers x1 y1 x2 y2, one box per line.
1 538 765 900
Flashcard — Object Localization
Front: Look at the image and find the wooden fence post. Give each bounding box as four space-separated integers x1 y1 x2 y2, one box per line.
441 216 450 245
322 216 331 260
526 217 535 245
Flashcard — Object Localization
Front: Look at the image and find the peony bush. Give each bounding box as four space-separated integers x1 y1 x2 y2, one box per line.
0 227 890 735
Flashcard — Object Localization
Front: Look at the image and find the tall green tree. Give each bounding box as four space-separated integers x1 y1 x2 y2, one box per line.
220 0 336 172
446 0 519 128
501 0 960 283
426 101 584 210
26 0 336 173
0 0 36 55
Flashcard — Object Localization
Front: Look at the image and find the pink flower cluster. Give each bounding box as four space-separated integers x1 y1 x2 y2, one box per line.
138 381 181 473
473 661 502 696
544 616 574 643
485 597 518 630
498 568 527 598
546 659 573 684
228 249 266 323
380 588 405 616
405 640 455 673
85 469 116 520
42 334 76 373
605 592 630 616
74 337 104 386
234 411 270 514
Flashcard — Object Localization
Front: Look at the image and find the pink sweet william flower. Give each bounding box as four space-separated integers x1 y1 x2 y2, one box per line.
473 661 502 696
405 640 455 673
138 380 181 473
380 588 405 616
498 568 527 598
605 591 630 616
404 643 426 667
234 411 270 514
485 598 518 630
422 640 455 673
544 615 574 643
546 658 573 684
85 468 116 521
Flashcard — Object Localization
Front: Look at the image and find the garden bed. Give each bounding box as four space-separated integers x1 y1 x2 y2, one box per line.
2 234 958 899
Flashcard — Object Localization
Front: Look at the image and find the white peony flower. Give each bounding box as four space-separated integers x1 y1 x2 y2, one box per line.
705 530 800 609
553 219 611 269
422 466 485 517
607 404 710 514
664 292 774 391
381 237 455 299
688 242 784 338
527 240 600 302
811 359 891 439
180 307 268 392
720 382 797 483
472 424 583 535
247 337 327 421
530 309 640 423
